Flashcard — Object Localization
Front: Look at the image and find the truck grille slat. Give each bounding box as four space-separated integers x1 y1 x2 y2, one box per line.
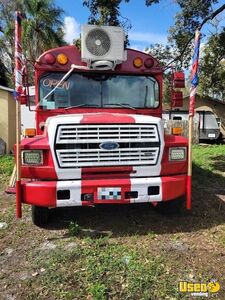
55 124 160 168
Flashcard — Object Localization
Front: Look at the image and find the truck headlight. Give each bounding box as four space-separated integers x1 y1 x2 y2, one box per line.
169 147 186 161
22 150 43 165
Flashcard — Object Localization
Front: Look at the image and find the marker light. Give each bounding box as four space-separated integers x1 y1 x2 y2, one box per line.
23 128 36 137
172 127 183 135
44 53 56 64
22 150 43 165
133 57 143 68
57 53 68 65
144 58 154 68
169 147 186 161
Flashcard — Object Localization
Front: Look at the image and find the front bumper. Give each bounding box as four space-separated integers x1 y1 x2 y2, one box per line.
21 175 187 207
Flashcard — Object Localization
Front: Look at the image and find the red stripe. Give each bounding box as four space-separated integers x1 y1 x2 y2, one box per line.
16 180 22 218
80 113 135 124
82 166 134 180
161 175 186 201
189 94 196 117
186 175 192 210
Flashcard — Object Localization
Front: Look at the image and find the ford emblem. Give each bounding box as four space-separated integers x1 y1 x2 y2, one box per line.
99 141 119 151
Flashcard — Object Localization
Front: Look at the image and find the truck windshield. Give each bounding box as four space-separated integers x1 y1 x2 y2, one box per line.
39 73 159 109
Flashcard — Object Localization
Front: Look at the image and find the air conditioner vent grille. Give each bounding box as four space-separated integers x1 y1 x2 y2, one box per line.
86 29 111 57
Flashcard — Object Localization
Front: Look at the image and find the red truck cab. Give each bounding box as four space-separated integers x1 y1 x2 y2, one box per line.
19 26 188 226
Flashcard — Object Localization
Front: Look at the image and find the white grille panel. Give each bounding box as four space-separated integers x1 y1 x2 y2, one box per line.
56 124 159 144
57 148 159 168
55 124 160 168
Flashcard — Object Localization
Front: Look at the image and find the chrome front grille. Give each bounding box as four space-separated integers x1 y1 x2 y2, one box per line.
56 124 159 144
55 124 160 168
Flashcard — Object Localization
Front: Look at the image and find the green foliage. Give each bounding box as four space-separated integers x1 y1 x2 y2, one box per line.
88 283 108 300
168 0 219 68
0 0 65 86
68 221 81 236
0 155 14 187
147 1 225 98
0 60 9 86
192 144 225 189
22 0 65 62
0 155 14 177
28 238 179 299
83 0 131 45
199 28 225 100
146 44 175 68
145 44 177 104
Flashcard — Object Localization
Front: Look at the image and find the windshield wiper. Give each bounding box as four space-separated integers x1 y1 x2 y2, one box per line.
104 103 136 110
42 64 90 101
64 104 99 109
42 64 77 101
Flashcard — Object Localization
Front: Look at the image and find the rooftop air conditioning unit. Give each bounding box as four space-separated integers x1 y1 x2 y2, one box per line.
81 24 127 70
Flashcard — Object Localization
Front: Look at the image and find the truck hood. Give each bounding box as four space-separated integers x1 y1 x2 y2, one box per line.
46 112 163 127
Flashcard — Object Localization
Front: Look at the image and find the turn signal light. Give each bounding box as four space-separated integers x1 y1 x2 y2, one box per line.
23 128 36 137
57 53 68 65
133 57 143 68
172 127 183 135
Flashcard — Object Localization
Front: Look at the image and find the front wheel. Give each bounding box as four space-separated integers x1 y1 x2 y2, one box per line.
32 206 49 227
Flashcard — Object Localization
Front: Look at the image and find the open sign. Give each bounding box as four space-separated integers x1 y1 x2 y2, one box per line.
42 78 71 90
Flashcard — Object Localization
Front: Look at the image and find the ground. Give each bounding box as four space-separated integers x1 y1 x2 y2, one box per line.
0 145 225 300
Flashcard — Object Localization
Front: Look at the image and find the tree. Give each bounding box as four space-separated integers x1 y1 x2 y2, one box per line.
82 0 131 45
145 44 177 103
167 0 219 68
146 0 225 101
199 28 225 100
22 0 65 62
0 60 8 86
0 0 65 87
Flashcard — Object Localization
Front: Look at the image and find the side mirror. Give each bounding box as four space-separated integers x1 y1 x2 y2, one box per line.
171 90 183 107
173 72 185 88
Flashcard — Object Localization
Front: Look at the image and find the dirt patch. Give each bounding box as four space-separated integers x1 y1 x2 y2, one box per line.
1 147 225 299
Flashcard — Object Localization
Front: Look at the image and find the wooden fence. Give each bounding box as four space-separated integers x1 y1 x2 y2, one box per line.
164 120 199 144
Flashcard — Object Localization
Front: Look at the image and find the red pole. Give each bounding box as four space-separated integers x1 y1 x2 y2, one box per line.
15 11 23 218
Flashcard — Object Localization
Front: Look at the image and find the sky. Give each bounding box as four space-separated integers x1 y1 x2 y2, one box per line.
56 0 225 51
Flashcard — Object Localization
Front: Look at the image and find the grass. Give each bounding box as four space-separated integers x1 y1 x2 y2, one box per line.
0 155 14 187
192 144 225 174
27 237 180 300
68 221 82 236
192 144 225 189
0 155 14 176
1 145 225 299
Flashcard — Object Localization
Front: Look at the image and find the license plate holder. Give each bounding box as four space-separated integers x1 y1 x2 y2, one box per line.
97 187 121 200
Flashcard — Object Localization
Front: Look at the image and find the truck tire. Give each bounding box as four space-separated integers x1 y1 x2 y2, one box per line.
32 206 49 227
154 197 185 215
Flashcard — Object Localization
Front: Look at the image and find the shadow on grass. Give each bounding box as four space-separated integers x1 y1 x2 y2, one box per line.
210 155 225 173
46 163 225 237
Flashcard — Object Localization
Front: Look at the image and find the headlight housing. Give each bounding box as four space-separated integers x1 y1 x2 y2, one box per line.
22 150 43 165
169 147 186 161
